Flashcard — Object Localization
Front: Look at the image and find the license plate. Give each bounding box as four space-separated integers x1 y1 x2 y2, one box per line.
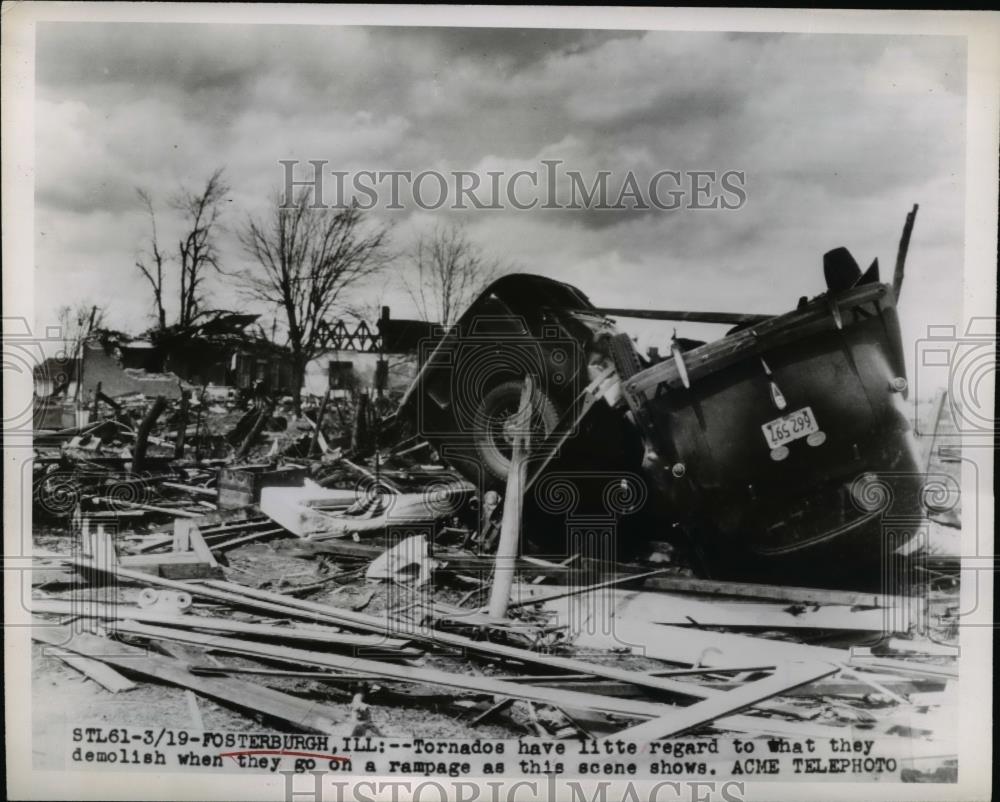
761 406 818 450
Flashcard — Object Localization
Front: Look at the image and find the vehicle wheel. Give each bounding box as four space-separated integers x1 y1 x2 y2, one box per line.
474 379 561 482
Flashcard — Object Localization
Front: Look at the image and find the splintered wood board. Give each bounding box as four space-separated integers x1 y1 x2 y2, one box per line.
613 660 839 740
543 592 850 665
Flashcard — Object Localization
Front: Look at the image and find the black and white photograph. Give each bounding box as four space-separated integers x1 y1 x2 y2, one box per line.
2 5 996 802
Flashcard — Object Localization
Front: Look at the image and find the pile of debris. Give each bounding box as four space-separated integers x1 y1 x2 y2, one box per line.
30 388 960 780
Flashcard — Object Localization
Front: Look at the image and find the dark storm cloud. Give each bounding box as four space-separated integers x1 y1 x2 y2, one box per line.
34 22 965 350
378 26 642 69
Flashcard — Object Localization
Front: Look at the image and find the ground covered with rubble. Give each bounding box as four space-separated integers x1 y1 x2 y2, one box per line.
29 390 962 782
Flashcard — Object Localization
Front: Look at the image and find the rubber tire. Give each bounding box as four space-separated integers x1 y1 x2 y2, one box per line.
473 380 561 483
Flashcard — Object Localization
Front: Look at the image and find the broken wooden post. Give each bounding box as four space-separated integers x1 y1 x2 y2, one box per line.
892 203 919 301
488 375 533 620
91 382 102 419
174 389 190 460
193 385 208 462
352 392 371 453
235 399 274 461
309 389 332 456
132 395 167 473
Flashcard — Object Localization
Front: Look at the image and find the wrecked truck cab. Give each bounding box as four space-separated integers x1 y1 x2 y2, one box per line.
390 259 924 586
617 270 924 587
393 273 631 488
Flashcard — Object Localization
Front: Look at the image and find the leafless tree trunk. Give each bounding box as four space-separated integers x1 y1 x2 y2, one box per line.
56 302 106 399
402 223 505 328
135 169 228 330
239 191 391 413
173 169 229 328
135 188 168 330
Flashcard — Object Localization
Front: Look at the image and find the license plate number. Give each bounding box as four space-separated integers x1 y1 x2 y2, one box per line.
761 407 818 449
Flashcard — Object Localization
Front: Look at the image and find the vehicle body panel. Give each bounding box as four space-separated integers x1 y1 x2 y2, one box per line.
619 281 922 582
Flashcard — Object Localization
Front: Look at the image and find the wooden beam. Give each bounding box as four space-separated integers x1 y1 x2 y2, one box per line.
198 580 729 701
54 555 817 709
209 527 286 552
30 599 418 654
51 652 137 693
848 655 958 679
71 620 850 738
182 520 220 568
95 498 202 518
160 482 218 497
32 626 342 733
642 575 904 609
613 661 838 740
93 620 678 720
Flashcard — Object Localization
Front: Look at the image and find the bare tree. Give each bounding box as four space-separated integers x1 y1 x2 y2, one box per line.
135 188 167 330
239 192 391 412
173 169 229 328
134 168 229 330
56 302 106 399
402 223 505 328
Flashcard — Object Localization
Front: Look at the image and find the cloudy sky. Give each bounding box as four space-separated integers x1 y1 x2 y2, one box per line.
35 23 965 358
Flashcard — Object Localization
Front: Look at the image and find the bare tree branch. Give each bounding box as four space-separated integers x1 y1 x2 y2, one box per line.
401 223 506 328
56 302 106 399
172 169 229 327
134 169 229 330
239 191 391 411
135 188 167 330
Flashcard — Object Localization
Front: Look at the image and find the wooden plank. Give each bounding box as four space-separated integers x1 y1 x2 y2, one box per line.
95 498 201 518
185 521 220 568
161 482 218 497
643 575 904 609
497 672 942 698
552 589 892 632
613 661 838 740
545 595 850 666
95 620 679 720
30 599 417 654
117 552 221 580
199 580 729 702
173 518 192 551
294 538 626 582
848 655 958 679
114 622 854 738
209 527 286 552
32 626 342 733
53 555 817 710
52 652 137 693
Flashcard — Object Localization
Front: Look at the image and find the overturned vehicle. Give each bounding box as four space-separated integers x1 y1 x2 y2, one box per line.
384 234 923 588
